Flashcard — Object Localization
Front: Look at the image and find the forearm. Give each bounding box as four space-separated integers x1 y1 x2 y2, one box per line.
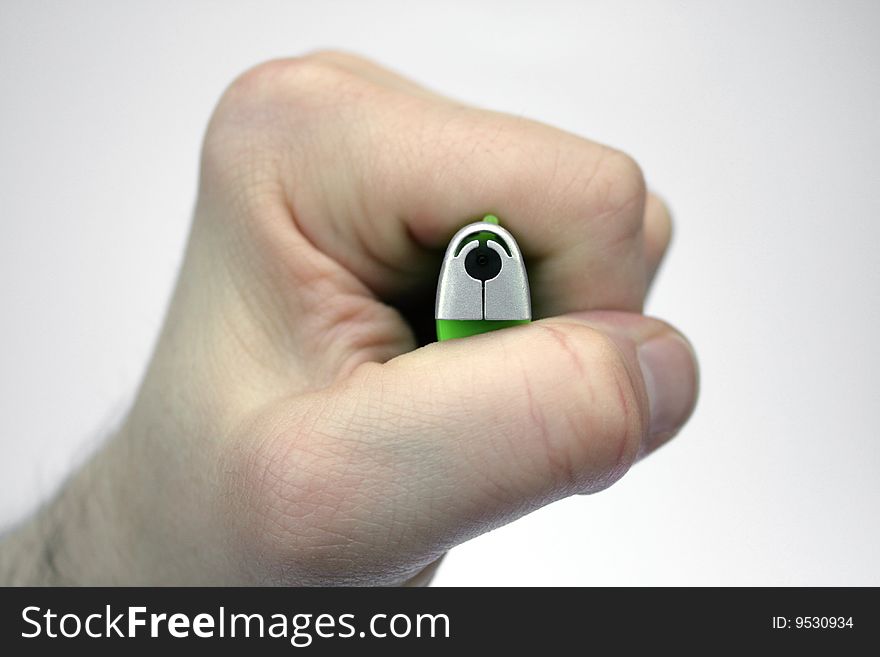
0 441 133 585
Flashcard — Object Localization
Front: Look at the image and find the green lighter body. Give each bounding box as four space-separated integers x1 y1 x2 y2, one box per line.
435 215 532 341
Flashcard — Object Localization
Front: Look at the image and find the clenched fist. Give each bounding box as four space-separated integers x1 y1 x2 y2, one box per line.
1 52 698 586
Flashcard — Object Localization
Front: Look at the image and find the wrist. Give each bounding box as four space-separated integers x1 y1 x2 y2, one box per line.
0 433 136 585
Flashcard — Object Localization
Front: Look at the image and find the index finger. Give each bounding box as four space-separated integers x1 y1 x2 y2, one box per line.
208 53 651 317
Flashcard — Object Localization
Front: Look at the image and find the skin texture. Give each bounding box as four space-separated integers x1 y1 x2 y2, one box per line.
0 51 698 586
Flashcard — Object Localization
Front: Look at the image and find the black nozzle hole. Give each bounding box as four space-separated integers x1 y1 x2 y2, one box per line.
464 244 502 281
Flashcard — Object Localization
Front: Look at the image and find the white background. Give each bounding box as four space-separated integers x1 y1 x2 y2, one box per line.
1 0 877 585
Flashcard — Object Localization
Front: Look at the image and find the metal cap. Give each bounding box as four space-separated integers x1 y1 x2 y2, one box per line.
435 221 531 321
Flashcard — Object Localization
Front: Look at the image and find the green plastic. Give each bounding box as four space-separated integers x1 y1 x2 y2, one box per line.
437 318 529 341
436 214 531 342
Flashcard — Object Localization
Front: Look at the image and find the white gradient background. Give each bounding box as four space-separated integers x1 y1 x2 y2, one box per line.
1 0 877 585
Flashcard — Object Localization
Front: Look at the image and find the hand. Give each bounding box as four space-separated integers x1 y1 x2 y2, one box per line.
1 51 698 585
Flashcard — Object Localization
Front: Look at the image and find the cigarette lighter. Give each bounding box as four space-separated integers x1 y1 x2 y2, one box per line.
435 215 531 341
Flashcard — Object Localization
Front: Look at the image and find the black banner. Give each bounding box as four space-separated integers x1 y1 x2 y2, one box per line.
0 587 875 653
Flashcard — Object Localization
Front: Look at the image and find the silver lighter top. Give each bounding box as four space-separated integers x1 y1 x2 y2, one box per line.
435 221 531 321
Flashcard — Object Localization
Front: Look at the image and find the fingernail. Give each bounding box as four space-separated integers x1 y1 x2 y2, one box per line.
637 333 698 442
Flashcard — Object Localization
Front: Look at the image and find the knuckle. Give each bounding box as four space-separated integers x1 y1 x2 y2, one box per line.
217 52 376 120
534 323 645 491
200 53 380 201
224 54 347 105
590 147 647 238
648 191 673 221
200 55 356 208
647 192 674 246
299 48 372 69
581 328 645 480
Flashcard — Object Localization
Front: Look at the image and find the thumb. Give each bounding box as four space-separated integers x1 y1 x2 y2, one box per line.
234 311 698 583
326 311 699 551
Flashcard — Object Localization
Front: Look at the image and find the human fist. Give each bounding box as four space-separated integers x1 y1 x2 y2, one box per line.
2 52 697 586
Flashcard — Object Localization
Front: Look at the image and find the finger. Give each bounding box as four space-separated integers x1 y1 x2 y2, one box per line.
644 192 673 287
297 49 446 100
248 313 697 567
210 54 652 317
352 110 651 314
